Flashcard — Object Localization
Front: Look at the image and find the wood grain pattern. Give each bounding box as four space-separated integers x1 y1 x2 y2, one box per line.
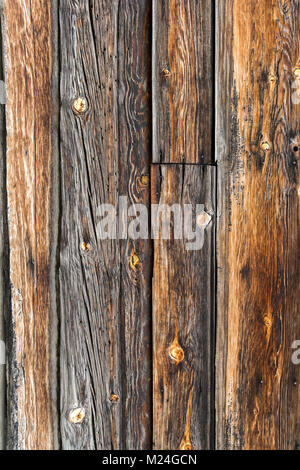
5 0 300 451
216 0 300 450
59 0 152 450
4 0 59 450
118 0 152 450
152 165 215 450
152 0 213 163
0 4 7 450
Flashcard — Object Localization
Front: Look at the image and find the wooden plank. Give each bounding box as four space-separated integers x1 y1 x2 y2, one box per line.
117 0 152 450
4 0 59 449
152 0 213 163
216 0 300 450
152 164 215 450
0 3 6 450
60 0 152 450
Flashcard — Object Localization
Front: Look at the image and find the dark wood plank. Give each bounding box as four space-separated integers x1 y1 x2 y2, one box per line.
59 0 152 450
117 0 152 450
216 0 300 450
152 0 213 163
4 0 59 449
152 164 215 450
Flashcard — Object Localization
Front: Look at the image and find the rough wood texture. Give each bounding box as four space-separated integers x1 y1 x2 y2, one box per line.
4 0 59 450
118 0 152 450
0 4 6 450
60 0 152 450
152 0 213 163
216 0 300 450
152 165 215 450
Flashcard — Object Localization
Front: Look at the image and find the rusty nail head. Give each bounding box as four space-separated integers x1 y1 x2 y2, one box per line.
110 394 119 403
81 242 90 253
196 211 212 229
261 141 270 151
162 68 171 77
69 407 85 424
73 97 88 114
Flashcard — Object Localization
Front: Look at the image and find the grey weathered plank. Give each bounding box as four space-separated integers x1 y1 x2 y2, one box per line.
152 0 213 163
59 0 152 450
216 0 300 450
152 164 215 450
4 0 59 450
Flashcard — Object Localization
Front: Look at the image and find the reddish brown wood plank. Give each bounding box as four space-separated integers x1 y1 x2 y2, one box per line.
152 0 213 163
152 164 215 450
4 0 59 449
216 0 300 450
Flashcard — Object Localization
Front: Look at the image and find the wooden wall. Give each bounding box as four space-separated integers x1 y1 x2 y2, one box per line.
0 0 299 450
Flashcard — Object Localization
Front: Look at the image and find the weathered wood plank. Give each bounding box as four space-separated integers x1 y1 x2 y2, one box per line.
4 0 59 449
59 0 121 450
152 0 213 163
216 0 300 450
152 164 215 450
60 0 152 450
0 4 7 450
118 0 152 450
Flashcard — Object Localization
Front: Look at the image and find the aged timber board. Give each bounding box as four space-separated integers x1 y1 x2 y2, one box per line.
0 2 7 451
152 164 216 450
216 0 300 450
152 0 213 163
4 0 59 450
59 0 152 450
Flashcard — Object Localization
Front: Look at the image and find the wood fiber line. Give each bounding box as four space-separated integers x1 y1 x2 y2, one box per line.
4 0 59 450
60 0 152 449
216 0 300 450
152 164 215 450
152 0 213 163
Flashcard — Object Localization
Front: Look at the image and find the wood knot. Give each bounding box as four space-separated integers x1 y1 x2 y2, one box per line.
72 97 88 114
130 251 140 271
69 407 85 424
180 441 193 451
110 394 119 403
162 68 171 77
169 338 184 365
263 313 272 329
140 175 149 186
81 242 90 253
268 74 277 84
196 211 212 229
